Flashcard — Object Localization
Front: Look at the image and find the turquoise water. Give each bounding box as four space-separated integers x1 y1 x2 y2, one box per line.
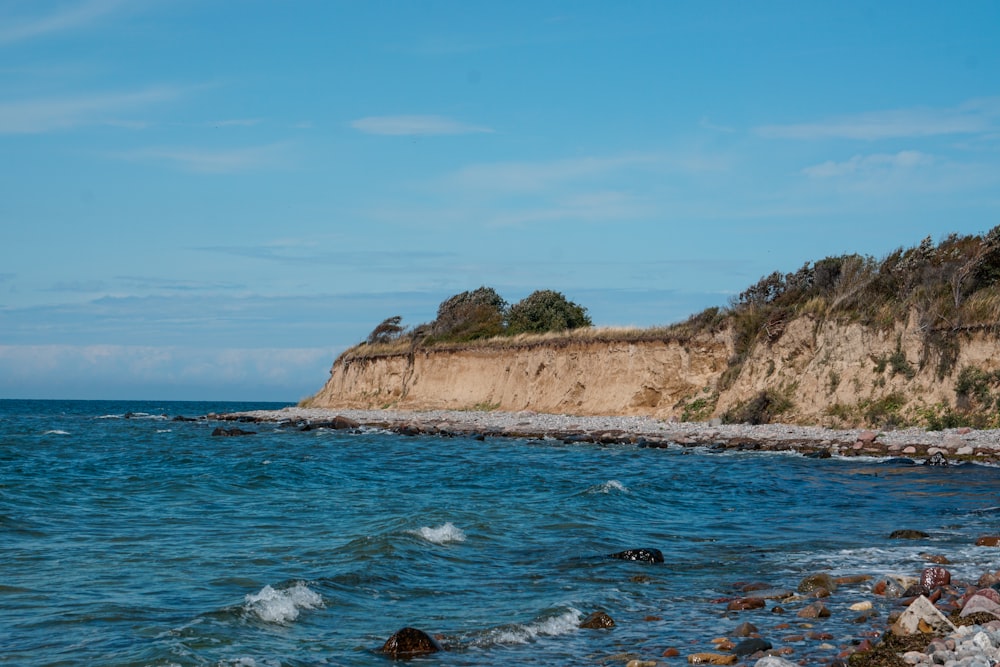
2 399 1000 666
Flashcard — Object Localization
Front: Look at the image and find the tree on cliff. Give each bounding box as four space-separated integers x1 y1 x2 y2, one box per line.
366 315 406 345
432 286 508 341
506 290 592 335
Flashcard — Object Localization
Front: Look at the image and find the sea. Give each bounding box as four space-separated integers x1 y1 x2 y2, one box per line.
2 399 1000 666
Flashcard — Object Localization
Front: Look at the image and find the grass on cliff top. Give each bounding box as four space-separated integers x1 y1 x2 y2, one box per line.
343 227 1000 366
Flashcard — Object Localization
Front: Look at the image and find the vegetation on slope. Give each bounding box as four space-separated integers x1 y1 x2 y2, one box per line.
341 227 1000 428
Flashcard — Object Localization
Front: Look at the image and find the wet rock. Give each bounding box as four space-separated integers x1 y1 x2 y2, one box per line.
873 576 906 598
211 427 255 436
728 597 766 611
301 415 360 431
753 657 799 667
626 661 657 667
687 652 737 665
976 535 1000 547
924 451 949 466
663 647 681 657
580 611 615 629
796 601 830 618
920 566 951 592
380 627 442 657
849 601 873 611
733 621 758 636
835 574 873 585
734 637 772 656
607 548 664 563
890 529 930 540
890 595 957 636
921 553 950 564
798 573 837 594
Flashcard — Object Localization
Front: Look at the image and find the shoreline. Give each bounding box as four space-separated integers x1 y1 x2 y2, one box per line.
215 407 1000 465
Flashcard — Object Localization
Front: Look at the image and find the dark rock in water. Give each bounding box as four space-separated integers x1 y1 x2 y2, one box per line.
796 601 830 618
924 451 949 466
734 637 772 656
976 535 1000 547
172 415 197 422
301 415 361 431
804 449 831 459
890 529 929 539
579 610 615 629
607 548 664 563
880 457 917 466
380 627 442 657
733 621 759 637
727 597 766 611
211 427 255 437
798 572 837 594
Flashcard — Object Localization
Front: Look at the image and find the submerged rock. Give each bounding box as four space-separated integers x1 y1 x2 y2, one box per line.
798 572 837 594
890 529 930 540
607 548 664 563
211 427 256 436
380 627 442 657
734 637 772 656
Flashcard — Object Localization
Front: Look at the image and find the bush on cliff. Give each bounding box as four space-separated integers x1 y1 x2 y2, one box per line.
506 290 592 335
429 286 508 342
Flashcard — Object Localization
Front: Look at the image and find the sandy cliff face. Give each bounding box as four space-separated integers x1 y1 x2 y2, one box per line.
305 317 1000 425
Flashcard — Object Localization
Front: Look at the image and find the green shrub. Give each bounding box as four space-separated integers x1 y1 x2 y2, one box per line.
432 287 508 341
721 389 793 425
506 290 592 335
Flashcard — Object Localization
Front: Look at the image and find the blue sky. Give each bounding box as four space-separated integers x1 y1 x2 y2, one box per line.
2 1 999 401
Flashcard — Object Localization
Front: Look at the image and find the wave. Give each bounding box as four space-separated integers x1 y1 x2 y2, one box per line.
43 429 69 435
243 582 323 624
412 522 466 544
472 607 583 646
588 479 628 494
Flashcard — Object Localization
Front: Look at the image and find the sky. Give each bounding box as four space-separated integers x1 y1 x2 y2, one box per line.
2 1 999 401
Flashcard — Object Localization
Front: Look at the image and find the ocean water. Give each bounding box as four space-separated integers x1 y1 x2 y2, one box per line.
2 399 1000 666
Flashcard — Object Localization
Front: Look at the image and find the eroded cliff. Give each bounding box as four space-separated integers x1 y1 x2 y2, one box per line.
303 316 1000 428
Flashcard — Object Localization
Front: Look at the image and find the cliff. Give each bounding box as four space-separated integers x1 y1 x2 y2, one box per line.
303 315 1000 428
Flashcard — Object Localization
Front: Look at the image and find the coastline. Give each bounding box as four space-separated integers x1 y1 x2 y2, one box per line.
216 407 1000 465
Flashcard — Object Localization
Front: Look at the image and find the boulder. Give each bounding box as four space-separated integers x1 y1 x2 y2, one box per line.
976 535 1000 547
890 595 956 636
211 427 255 436
687 652 737 665
857 430 878 445
607 548 664 563
727 597 766 611
961 594 1000 620
890 529 929 540
734 637 772 656
798 573 837 594
580 611 615 629
380 627 442 657
920 566 951 592
923 452 949 466
733 621 759 636
796 601 830 618
753 657 799 667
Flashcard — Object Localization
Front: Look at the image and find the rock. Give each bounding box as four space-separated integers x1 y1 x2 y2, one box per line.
211 427 255 436
663 647 681 657
626 661 657 667
873 576 906 598
380 627 442 657
687 652 737 665
607 548 664 563
920 566 951 592
580 611 615 629
836 574 873 585
850 601 873 611
921 553 950 564
733 621 759 636
976 535 1000 547
727 597 766 611
753 657 800 667
974 588 1000 604
961 594 1000 620
924 451 949 466
890 529 930 540
797 601 830 618
734 638 772 656
890 595 957 636
857 430 878 444
739 588 794 600
798 573 837 594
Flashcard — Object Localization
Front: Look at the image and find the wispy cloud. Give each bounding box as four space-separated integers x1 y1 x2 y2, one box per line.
351 114 494 136
446 153 663 194
0 0 128 44
757 97 1000 141
112 142 293 173
803 150 934 178
0 86 183 133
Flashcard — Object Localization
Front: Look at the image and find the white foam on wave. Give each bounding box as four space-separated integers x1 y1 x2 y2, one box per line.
477 608 583 646
243 582 323 624
413 522 466 544
593 479 628 494
43 429 70 435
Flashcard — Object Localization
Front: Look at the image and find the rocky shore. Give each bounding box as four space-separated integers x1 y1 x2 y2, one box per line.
214 407 1000 465
210 407 1000 665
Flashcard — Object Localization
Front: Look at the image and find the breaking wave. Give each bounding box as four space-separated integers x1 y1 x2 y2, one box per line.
243 582 323 624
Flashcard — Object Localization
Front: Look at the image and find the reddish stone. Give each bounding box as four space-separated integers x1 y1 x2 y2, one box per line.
857 430 878 444
663 647 680 657
957 427 972 435
921 567 951 591
797 601 831 618
976 535 1000 547
727 597 765 611
975 588 1000 604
